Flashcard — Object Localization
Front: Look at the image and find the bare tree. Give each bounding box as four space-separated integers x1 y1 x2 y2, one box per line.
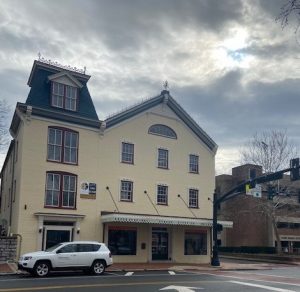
239 130 299 254
240 130 298 174
277 0 300 29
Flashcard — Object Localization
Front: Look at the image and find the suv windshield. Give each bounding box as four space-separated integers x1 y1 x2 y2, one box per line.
45 243 63 252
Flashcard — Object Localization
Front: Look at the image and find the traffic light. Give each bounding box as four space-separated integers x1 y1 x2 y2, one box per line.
290 158 300 181
267 185 275 200
217 223 223 232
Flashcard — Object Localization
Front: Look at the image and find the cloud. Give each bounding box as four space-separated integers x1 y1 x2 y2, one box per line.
0 0 298 175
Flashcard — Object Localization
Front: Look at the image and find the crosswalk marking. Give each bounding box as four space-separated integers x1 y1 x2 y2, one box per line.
168 271 176 275
125 272 134 276
230 280 295 292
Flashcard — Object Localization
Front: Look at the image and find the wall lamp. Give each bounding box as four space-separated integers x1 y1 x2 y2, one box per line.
38 226 43 233
77 228 80 234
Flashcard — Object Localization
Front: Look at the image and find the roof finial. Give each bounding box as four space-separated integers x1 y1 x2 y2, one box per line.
163 80 169 91
38 52 41 60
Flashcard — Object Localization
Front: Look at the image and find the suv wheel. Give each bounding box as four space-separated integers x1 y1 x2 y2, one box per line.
91 260 106 275
33 261 51 277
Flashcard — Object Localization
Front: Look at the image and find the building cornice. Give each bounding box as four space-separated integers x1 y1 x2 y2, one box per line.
16 103 101 129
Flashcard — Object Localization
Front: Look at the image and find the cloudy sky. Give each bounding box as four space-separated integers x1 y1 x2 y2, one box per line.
0 0 299 174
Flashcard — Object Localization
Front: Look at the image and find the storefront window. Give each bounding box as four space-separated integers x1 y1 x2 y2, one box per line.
184 230 207 255
108 228 137 255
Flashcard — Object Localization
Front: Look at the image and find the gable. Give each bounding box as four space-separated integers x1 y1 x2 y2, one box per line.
105 91 218 154
48 71 83 88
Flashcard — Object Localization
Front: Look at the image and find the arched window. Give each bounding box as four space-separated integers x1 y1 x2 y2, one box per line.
148 124 177 139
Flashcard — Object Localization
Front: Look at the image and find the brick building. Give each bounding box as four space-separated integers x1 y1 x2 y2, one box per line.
216 164 300 253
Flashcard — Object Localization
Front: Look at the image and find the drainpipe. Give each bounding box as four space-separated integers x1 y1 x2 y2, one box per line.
102 223 106 244
9 140 16 231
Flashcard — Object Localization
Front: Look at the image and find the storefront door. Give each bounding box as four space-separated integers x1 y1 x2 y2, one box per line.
152 228 168 260
43 226 73 250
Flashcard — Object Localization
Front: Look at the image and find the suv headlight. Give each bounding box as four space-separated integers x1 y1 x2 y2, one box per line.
23 256 32 261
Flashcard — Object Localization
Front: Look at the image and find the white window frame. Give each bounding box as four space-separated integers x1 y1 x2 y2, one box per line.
158 148 169 169
51 82 78 111
120 180 133 202
188 188 199 208
157 184 168 205
189 154 199 173
121 142 134 164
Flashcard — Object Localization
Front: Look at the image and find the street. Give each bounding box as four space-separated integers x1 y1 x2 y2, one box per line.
1 264 300 292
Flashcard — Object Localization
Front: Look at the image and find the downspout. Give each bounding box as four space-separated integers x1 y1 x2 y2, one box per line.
102 223 106 244
9 140 16 232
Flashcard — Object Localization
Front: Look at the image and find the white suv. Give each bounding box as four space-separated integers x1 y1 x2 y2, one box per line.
18 241 113 277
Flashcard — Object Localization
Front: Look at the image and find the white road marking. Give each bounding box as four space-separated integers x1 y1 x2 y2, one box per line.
168 271 176 275
125 272 134 276
160 285 203 291
194 272 300 288
230 280 295 292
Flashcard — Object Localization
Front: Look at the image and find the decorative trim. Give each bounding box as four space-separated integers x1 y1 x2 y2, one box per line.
38 54 86 75
48 72 83 88
101 213 233 228
15 103 100 129
34 212 85 219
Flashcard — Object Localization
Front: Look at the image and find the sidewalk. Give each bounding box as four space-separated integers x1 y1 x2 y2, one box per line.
1 260 295 275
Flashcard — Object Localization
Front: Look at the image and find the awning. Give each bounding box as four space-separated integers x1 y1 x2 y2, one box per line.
101 212 233 228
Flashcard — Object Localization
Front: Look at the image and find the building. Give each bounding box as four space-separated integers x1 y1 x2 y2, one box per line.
0 58 231 264
216 164 300 254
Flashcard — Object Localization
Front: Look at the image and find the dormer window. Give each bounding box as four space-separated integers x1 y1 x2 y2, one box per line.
52 82 78 111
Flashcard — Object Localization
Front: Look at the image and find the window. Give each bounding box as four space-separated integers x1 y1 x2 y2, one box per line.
189 189 199 208
121 142 134 164
157 185 168 205
78 244 101 252
158 149 168 169
184 231 207 255
148 124 177 139
189 154 199 173
45 172 77 209
47 127 78 164
52 82 78 111
58 243 78 253
120 180 133 202
108 228 137 255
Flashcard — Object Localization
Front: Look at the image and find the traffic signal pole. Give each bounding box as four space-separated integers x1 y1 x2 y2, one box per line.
211 161 300 267
211 191 220 266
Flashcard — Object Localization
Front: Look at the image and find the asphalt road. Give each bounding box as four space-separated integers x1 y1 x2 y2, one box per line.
1 266 300 292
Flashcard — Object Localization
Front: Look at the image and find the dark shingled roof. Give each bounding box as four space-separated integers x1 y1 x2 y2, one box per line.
26 62 99 122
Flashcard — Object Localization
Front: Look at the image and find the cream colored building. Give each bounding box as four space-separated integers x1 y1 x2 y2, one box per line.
0 59 231 264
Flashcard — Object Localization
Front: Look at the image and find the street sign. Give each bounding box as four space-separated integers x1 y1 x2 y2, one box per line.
251 184 262 198
246 184 251 195
245 184 262 197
